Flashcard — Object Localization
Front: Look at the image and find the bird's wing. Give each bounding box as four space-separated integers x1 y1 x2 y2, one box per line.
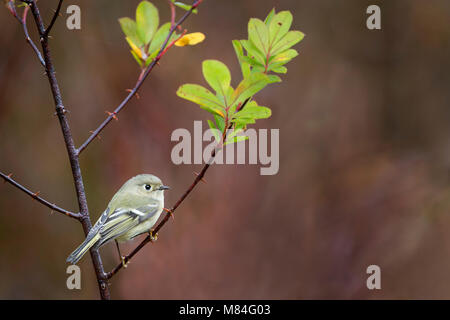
98 203 160 245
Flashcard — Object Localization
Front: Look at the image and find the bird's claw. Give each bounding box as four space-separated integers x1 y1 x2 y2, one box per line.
149 229 158 242
121 256 129 268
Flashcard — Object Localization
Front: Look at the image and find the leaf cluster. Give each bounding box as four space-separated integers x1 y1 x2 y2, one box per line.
119 1 179 68
177 9 304 145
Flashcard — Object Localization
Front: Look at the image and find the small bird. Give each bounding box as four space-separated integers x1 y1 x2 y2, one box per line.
66 174 169 265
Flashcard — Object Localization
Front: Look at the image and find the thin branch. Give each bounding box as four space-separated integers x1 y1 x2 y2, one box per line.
8 1 45 67
77 0 203 155
107 153 213 279
106 98 250 279
168 0 176 29
9 0 203 296
0 171 80 219
22 0 110 300
44 0 63 37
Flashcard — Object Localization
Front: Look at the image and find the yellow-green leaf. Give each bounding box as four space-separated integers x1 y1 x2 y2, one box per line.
232 40 251 79
268 11 293 49
177 83 225 117
202 60 231 101
119 17 143 47
148 22 171 54
248 18 269 55
231 73 270 107
136 1 159 45
271 30 304 56
174 2 199 14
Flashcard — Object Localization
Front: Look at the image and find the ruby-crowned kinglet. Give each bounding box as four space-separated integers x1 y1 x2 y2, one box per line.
66 174 169 265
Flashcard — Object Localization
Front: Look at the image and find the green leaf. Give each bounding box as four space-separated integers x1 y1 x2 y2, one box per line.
217 86 234 108
241 40 266 65
119 17 143 47
224 134 248 146
177 84 225 117
207 119 216 130
232 117 256 126
241 55 265 68
248 18 269 55
271 30 304 55
226 128 243 141
202 60 231 103
268 11 293 49
136 1 159 45
174 2 198 14
207 120 222 143
232 40 251 79
233 101 272 120
267 49 298 72
269 66 287 73
231 73 271 107
270 49 298 65
148 22 171 54
146 26 178 64
251 65 267 73
264 8 276 25
267 75 282 83
214 114 225 132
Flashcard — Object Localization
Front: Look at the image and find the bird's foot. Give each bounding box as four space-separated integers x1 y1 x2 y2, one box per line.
149 229 158 242
121 256 129 268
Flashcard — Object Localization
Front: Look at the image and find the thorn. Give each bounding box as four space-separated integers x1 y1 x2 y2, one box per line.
126 89 140 99
106 111 118 121
32 191 40 198
89 131 101 140
2 173 12 183
48 35 53 39
177 25 182 31
193 171 207 184
52 8 63 17
163 208 174 220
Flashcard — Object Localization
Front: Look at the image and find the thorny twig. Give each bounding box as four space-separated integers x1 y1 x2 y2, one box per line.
106 97 249 279
4 0 203 298
77 0 204 155
12 0 110 299
0 172 80 218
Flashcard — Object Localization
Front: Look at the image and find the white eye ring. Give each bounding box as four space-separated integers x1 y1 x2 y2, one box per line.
144 184 152 191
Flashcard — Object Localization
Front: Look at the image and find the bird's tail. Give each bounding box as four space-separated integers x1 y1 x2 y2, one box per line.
66 233 101 265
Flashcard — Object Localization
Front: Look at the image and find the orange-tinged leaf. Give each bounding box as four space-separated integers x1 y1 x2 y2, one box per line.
126 37 146 60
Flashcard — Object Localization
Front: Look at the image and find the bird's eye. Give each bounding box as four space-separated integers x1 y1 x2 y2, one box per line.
144 184 152 191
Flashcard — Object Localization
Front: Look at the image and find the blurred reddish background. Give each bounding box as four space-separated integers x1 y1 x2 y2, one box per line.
0 0 450 299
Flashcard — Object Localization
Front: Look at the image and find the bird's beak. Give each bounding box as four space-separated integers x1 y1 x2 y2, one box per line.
159 185 170 190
